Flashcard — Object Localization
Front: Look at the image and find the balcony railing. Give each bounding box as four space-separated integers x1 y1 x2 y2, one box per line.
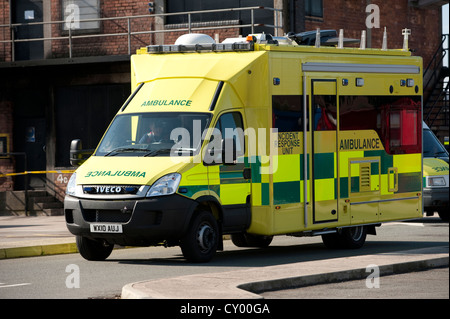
0 6 282 61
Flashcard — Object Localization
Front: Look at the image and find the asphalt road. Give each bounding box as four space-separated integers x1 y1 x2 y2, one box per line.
0 216 448 299
261 266 449 299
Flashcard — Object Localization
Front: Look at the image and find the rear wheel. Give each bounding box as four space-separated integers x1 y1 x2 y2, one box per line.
231 233 273 248
180 210 219 263
438 210 449 222
322 226 367 249
76 236 114 261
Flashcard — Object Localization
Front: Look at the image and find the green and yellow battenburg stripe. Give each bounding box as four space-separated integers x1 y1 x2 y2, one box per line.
175 159 252 206
176 130 421 209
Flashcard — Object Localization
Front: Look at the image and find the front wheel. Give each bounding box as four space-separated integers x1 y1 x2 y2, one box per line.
76 236 114 261
180 210 219 263
322 226 367 249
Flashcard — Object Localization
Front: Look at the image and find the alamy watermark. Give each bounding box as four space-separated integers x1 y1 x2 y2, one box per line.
366 4 380 29
169 123 279 174
365 264 380 288
65 264 80 289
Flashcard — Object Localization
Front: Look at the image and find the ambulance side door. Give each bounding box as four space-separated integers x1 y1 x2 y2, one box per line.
207 111 251 232
310 79 339 224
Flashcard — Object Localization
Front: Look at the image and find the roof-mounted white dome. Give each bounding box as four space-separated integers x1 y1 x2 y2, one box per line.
174 33 216 45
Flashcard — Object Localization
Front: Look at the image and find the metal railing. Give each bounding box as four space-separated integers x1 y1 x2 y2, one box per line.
423 34 449 94
0 6 282 61
423 34 449 128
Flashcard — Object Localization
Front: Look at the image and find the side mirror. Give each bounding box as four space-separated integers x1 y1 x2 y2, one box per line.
70 139 94 167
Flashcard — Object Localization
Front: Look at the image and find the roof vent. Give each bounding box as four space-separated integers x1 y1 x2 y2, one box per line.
174 33 216 45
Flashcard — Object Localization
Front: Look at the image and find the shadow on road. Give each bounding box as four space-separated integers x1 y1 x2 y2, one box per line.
110 239 448 268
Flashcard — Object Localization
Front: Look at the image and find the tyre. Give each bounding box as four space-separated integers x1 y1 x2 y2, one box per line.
321 232 342 249
438 210 449 222
230 233 248 247
339 226 367 249
321 226 367 249
76 236 114 261
231 233 273 248
180 210 219 263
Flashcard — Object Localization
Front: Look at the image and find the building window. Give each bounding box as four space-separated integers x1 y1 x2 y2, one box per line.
165 0 274 36
62 0 100 33
305 0 323 18
0 134 9 156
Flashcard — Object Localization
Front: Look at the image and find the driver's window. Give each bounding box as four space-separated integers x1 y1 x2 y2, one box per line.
214 112 245 156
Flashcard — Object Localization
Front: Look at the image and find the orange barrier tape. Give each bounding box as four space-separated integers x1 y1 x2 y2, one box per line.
0 170 75 178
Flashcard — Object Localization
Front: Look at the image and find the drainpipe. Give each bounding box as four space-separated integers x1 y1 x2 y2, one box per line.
366 0 372 48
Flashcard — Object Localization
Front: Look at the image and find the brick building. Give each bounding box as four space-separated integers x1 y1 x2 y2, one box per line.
301 0 445 68
0 0 447 214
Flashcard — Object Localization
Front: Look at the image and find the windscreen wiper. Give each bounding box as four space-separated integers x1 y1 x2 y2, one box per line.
143 148 173 157
104 147 146 156
143 148 195 157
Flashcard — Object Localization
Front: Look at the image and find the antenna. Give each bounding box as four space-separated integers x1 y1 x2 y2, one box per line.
402 28 411 51
315 28 321 48
360 30 366 49
382 27 387 50
338 29 344 49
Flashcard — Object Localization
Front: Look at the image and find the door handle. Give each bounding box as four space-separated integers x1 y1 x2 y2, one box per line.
388 167 398 193
243 168 251 180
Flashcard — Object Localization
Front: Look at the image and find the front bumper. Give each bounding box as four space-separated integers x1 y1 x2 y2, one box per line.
423 187 449 214
64 194 197 246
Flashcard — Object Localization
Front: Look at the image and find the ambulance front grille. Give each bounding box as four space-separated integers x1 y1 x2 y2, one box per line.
82 185 140 195
82 209 132 223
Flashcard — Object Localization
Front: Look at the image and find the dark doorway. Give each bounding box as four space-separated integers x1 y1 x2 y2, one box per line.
55 84 130 167
12 0 44 60
13 86 48 190
13 118 47 189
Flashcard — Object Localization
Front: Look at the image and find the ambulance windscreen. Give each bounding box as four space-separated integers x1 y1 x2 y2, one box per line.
423 127 448 160
95 112 211 157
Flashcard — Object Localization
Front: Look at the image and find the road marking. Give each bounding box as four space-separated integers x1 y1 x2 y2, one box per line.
0 283 31 288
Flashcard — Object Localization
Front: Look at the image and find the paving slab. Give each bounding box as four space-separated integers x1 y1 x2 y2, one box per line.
0 216 76 258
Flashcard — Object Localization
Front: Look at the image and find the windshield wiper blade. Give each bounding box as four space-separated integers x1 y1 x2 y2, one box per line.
144 147 197 157
104 147 146 156
143 148 173 157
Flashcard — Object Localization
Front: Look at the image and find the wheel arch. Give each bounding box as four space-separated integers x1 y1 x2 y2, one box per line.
193 195 224 223
189 195 224 250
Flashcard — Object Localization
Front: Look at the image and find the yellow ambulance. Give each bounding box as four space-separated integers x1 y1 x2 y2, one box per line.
65 31 424 262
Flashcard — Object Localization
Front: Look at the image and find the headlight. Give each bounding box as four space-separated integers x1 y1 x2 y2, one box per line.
146 173 181 197
66 173 77 195
427 176 446 187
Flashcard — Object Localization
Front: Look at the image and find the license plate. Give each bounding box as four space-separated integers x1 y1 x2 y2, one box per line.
90 223 123 233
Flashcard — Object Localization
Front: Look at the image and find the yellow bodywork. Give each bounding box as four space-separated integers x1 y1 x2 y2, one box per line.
423 158 449 178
